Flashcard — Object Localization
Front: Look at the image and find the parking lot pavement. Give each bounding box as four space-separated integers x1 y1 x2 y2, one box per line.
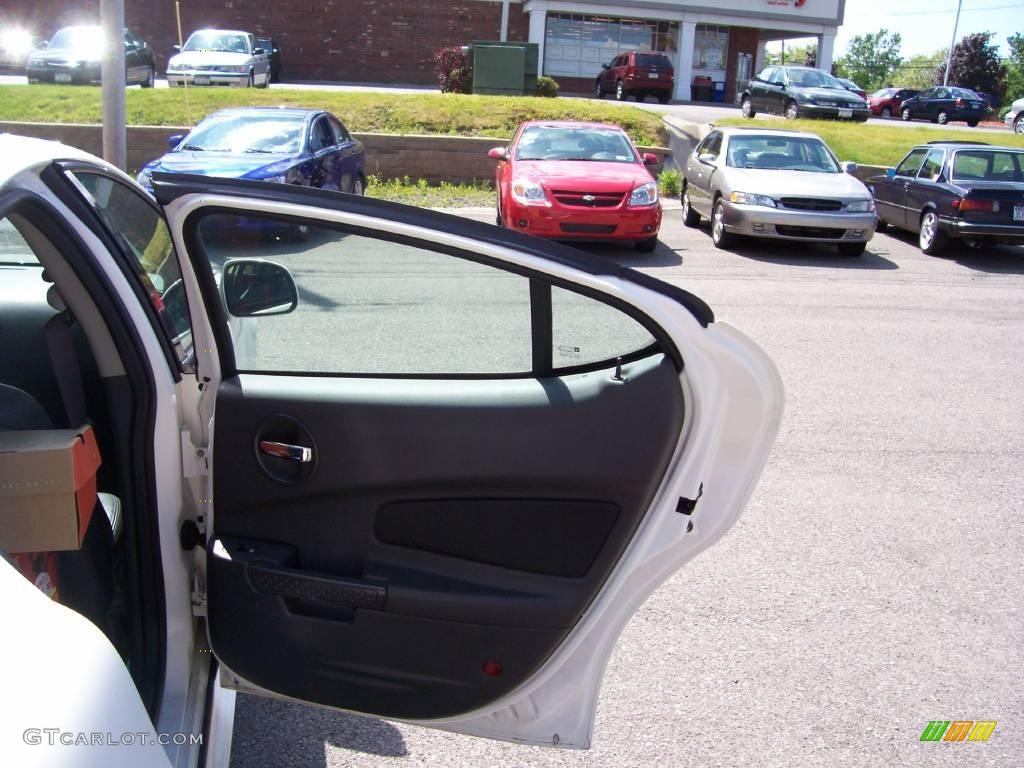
230 205 1024 767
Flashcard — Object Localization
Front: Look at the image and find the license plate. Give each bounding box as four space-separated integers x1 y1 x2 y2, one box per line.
838 108 852 118
648 73 659 79
1014 205 1024 222
193 76 210 85
54 73 72 83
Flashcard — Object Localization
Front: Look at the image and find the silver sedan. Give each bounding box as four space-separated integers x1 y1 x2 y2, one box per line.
682 127 877 256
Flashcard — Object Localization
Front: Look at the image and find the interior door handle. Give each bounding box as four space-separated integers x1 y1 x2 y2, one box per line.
259 440 313 463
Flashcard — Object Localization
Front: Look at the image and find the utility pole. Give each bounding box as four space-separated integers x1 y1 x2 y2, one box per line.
942 0 963 86
100 0 126 170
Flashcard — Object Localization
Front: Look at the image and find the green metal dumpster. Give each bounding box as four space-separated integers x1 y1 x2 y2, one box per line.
470 41 539 96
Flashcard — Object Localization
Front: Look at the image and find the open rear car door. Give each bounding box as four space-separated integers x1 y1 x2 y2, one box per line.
154 175 783 748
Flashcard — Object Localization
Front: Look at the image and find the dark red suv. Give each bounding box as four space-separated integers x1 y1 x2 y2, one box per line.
595 51 674 103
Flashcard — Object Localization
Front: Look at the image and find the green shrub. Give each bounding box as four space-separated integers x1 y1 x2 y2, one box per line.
658 168 681 198
536 76 559 98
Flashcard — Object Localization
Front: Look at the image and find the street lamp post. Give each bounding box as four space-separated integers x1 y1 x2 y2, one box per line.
942 0 963 87
100 0 126 170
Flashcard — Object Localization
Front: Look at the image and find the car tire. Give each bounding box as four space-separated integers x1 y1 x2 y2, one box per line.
875 217 888 232
784 100 799 120
657 92 670 104
615 80 625 101
1015 115 1024 135
141 66 155 88
352 177 365 196
682 187 701 228
966 119 979 127
881 106 892 118
901 107 912 121
838 242 866 257
246 71 254 88
918 209 947 255
635 236 658 253
711 200 734 249
495 195 504 227
936 110 949 125
741 97 756 119
595 80 603 99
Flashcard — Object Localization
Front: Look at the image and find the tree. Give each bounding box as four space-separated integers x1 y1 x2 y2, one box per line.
890 51 947 90
836 29 903 92
934 32 1006 102
1004 33 1024 106
765 42 816 68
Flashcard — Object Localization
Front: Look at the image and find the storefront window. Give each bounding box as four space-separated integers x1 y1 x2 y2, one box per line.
544 13 679 79
693 25 729 72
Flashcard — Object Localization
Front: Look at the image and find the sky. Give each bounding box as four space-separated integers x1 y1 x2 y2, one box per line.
769 0 1024 60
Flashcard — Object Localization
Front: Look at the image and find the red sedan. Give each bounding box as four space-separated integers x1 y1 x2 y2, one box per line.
868 87 920 118
489 121 662 252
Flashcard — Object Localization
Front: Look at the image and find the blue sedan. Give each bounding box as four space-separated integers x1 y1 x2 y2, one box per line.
137 107 366 196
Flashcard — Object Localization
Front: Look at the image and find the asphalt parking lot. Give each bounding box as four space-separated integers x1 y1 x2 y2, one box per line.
228 202 1023 767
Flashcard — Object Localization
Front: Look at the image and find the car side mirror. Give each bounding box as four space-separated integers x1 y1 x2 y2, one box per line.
253 47 265 55
172 44 181 53
601 63 610 69
488 147 508 161
168 133 184 150
841 161 858 174
642 152 660 166
698 152 717 165
885 168 897 178
222 259 298 317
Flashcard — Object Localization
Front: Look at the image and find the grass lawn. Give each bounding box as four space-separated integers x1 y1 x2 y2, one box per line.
367 176 495 208
715 117 1024 168
0 85 669 146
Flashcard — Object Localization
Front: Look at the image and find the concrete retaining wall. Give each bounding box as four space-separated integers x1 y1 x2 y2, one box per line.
0 121 670 185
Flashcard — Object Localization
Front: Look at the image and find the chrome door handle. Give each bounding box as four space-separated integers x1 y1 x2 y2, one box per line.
259 440 313 463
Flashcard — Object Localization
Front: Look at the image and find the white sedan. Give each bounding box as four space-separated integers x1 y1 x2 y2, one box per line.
0 135 782 767
166 29 270 88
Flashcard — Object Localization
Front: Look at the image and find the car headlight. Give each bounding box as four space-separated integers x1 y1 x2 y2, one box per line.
628 182 658 207
511 177 548 206
136 166 154 191
729 191 776 207
846 199 875 212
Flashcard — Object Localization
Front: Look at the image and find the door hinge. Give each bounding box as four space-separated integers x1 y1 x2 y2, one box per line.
181 429 210 478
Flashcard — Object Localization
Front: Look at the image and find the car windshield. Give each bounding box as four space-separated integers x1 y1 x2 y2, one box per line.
635 54 671 68
951 150 1024 182
515 126 637 163
786 69 844 89
48 26 98 52
725 135 839 173
183 31 249 54
180 113 304 154
0 216 40 265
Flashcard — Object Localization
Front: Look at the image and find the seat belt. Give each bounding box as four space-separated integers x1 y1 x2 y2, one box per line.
44 307 88 429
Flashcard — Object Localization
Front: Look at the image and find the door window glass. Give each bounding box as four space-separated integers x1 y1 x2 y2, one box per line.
895 148 929 177
195 213 533 375
68 172 194 371
310 118 333 152
918 149 945 181
551 287 654 369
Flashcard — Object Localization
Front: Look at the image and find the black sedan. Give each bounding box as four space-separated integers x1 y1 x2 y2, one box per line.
25 25 156 87
867 141 1024 254
256 35 282 83
740 65 869 122
898 86 987 127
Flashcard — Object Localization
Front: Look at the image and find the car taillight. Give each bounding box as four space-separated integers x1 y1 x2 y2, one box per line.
953 198 997 212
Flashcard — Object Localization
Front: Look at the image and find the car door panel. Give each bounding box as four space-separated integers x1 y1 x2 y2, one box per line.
155 175 782 747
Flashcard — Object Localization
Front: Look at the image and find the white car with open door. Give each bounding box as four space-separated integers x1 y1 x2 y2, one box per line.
0 135 783 767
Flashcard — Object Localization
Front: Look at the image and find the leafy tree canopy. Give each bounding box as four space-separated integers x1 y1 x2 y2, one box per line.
836 29 903 93
934 32 1007 102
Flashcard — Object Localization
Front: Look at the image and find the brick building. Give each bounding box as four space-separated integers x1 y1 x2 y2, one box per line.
0 0 845 101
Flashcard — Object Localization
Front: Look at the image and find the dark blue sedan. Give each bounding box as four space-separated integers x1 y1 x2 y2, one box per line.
137 107 365 196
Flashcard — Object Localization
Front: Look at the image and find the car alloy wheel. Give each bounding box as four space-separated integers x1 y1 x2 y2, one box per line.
1016 116 1024 135
616 81 625 101
711 200 733 249
918 210 947 255
682 188 701 228
901 107 911 121
936 110 949 125
881 106 892 118
784 101 799 120
741 98 755 119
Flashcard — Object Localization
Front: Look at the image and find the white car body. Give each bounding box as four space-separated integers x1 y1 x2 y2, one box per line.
166 29 269 88
0 135 783 767
1006 97 1024 134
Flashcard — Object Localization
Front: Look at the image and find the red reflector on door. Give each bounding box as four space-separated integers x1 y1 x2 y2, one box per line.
482 660 503 677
